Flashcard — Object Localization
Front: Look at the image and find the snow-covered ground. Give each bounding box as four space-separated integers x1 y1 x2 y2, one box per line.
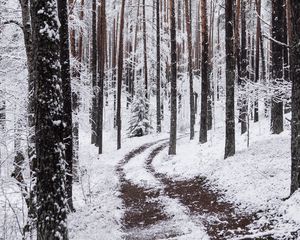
152 109 299 237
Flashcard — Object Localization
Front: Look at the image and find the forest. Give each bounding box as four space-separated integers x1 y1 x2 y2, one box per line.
0 0 300 239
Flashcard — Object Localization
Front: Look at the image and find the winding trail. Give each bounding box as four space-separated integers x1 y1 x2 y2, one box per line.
116 138 282 240
145 143 258 240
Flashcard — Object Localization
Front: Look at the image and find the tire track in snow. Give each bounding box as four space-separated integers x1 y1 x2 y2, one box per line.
145 143 264 240
116 139 208 240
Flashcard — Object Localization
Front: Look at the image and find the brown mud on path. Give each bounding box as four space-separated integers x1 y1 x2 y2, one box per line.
116 140 187 240
145 143 277 240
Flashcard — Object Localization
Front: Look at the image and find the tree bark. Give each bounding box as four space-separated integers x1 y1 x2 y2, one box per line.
168 0 177 155
142 0 148 99
199 0 209 144
117 0 126 150
240 0 248 135
96 0 106 154
184 0 195 140
31 0 69 238
91 0 98 144
254 0 261 122
271 0 284 134
58 0 74 213
290 0 300 195
224 0 236 159
156 0 161 133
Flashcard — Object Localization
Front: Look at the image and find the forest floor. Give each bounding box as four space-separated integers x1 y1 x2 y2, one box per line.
68 116 300 240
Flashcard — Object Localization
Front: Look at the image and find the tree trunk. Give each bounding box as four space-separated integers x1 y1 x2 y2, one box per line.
199 0 209 144
117 0 126 150
240 0 248 135
224 0 236 159
290 0 300 195
97 0 106 154
184 0 195 140
156 0 161 133
168 0 177 155
271 0 284 134
58 0 74 213
254 0 261 122
31 0 69 238
142 0 148 99
91 0 98 144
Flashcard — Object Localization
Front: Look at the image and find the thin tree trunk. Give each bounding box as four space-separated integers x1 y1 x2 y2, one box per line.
224 0 236 159
199 0 209 144
290 0 300 195
254 0 261 122
91 0 98 143
156 0 161 133
240 0 248 135
58 0 74 213
271 0 284 134
184 0 195 140
117 0 126 150
96 0 106 154
168 0 177 155
142 0 148 99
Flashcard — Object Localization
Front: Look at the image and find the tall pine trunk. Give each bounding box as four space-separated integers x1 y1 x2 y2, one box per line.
91 0 98 144
240 0 248 135
224 0 236 159
290 0 300 195
156 0 161 133
184 0 195 140
254 0 261 122
31 0 69 238
117 0 126 150
199 0 209 144
271 0 284 134
168 0 177 155
97 0 106 154
58 0 74 213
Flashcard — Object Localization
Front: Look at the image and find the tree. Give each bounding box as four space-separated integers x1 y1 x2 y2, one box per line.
91 0 98 144
254 0 261 122
142 0 148 99
128 87 151 137
57 0 74 212
30 0 68 238
156 0 161 133
290 0 300 195
240 0 248 135
224 0 236 159
117 0 126 150
97 0 107 154
199 0 209 144
168 0 177 155
184 0 195 140
271 0 284 134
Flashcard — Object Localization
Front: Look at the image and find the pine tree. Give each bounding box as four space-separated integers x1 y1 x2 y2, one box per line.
31 0 68 238
224 0 236 159
199 0 209 144
58 0 74 212
290 0 300 195
168 0 177 155
184 0 195 140
156 0 161 133
117 0 126 149
128 87 152 137
271 0 284 134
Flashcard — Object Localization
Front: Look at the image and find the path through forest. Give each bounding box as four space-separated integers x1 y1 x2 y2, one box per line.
116 139 274 240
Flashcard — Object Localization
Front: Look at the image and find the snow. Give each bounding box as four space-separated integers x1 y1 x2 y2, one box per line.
151 104 298 237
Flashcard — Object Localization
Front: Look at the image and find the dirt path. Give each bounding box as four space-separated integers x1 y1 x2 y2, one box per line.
116 140 188 239
117 139 285 240
145 143 260 240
